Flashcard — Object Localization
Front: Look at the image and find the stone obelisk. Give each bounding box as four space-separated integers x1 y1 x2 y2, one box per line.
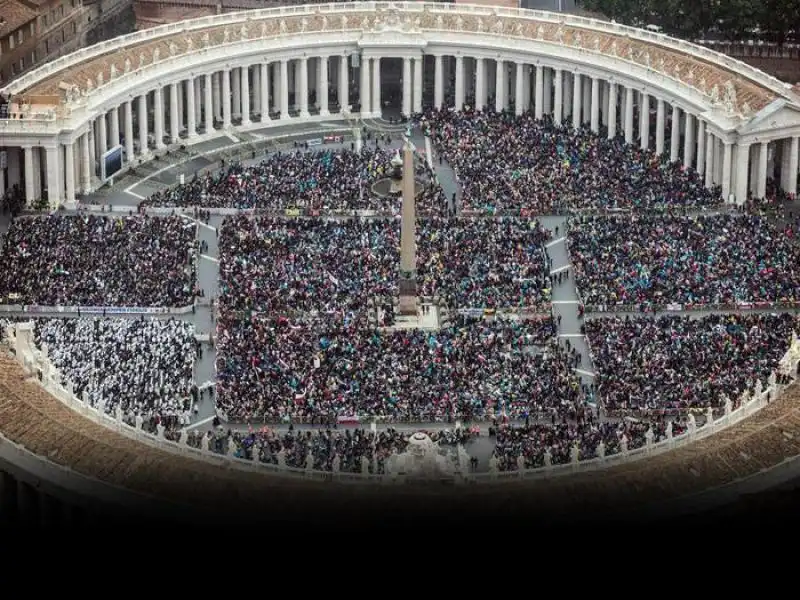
398 139 417 316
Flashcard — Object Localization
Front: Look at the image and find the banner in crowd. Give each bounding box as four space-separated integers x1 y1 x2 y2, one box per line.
337 415 360 424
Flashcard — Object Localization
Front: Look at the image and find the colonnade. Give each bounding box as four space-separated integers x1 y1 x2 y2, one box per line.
2 50 798 208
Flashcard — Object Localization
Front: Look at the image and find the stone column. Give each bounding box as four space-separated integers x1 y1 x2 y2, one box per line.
590 77 600 133
704 131 715 188
204 73 214 132
123 101 134 162
186 78 197 137
402 57 412 116
339 55 349 112
655 99 665 155
455 55 464 109
260 64 271 122
252 65 261 116
624 87 634 143
639 93 650 150
475 58 486 110
696 119 706 175
241 66 251 125
571 73 582 129
319 56 330 116
232 68 241 119
683 112 694 168
757 141 769 199
24 146 35 204
495 59 505 112
87 125 95 180
734 141 749 204
371 56 381 116
413 56 423 114
153 87 165 148
194 78 202 128
721 141 732 199
45 144 61 208
169 83 180 142
280 60 290 119
137 94 149 157
213 71 222 121
543 67 552 114
607 83 617 139
97 113 108 157
553 68 563 124
360 57 370 114
534 65 544 119
109 106 120 148
81 133 91 192
298 57 309 117
670 105 680 162
223 69 233 127
515 62 524 116
787 136 799 196
434 54 444 109
64 141 75 203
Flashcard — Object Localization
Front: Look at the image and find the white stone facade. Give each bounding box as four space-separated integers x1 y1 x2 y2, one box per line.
1 2 799 209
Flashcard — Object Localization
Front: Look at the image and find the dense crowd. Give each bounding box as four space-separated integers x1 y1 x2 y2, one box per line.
492 419 689 470
214 314 577 422
141 145 447 213
569 214 800 307
424 109 721 213
31 317 197 422
0 215 197 307
219 215 552 314
585 313 798 412
191 427 411 473
417 217 552 308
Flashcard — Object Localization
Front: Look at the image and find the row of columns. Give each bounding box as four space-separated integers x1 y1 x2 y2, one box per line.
4 51 799 208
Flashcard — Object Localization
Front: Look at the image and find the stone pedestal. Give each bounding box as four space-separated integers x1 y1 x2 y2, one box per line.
398 277 417 316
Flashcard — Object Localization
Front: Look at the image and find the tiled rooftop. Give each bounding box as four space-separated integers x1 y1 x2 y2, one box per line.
0 0 38 36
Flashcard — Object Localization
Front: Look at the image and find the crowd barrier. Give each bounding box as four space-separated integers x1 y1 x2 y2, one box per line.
0 304 194 315
584 300 800 314
5 320 800 484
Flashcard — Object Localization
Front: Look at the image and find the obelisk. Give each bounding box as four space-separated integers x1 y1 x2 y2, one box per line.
398 139 417 316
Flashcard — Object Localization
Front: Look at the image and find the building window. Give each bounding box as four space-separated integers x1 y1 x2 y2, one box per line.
30 23 35 36
9 35 15 50
11 64 17 76
45 39 49 54
16 30 23 44
61 29 65 43
31 50 36 63
19 57 24 71
71 22 76 35
60 5 64 18
43 14 48 28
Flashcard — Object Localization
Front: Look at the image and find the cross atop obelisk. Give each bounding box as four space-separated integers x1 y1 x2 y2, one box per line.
398 138 417 316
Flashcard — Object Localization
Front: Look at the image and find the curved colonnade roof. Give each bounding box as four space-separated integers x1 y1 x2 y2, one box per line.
3 2 800 126
2 349 800 520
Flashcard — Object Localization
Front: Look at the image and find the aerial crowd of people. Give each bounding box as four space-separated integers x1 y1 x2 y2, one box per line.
0 215 197 307
0 106 797 477
218 215 553 315
423 109 722 213
214 314 577 423
585 313 798 414
141 144 448 213
29 317 197 424
568 214 800 308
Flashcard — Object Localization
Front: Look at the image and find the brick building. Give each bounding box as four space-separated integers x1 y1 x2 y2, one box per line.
0 0 91 85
